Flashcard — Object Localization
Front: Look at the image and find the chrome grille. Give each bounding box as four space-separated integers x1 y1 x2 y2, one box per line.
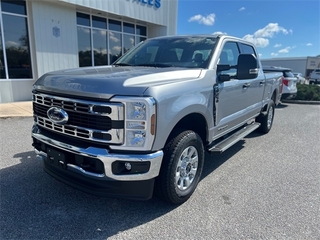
33 93 124 144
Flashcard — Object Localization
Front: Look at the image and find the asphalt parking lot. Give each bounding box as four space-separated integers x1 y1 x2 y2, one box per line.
1 103 319 239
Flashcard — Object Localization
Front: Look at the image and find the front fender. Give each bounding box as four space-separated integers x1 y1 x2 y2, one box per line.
152 91 213 150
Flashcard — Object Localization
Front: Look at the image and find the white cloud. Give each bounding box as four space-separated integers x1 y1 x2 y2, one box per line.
212 31 227 35
278 47 290 53
188 13 215 26
109 32 120 43
5 41 20 48
239 7 245 11
278 46 295 54
130 37 135 45
271 52 278 57
243 23 290 48
306 43 313 46
94 48 107 54
274 43 282 48
254 23 289 38
243 34 269 48
258 53 262 57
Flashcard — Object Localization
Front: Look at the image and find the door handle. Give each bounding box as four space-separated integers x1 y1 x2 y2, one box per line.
243 83 250 88
260 80 266 85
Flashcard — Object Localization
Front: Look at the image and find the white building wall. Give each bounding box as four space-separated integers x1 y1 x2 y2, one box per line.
30 1 78 78
261 58 308 76
60 0 178 35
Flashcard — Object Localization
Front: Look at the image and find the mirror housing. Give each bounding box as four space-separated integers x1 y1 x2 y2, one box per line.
237 54 259 80
218 74 231 82
217 64 231 72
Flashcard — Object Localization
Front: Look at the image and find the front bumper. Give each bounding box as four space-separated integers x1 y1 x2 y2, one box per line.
32 125 163 199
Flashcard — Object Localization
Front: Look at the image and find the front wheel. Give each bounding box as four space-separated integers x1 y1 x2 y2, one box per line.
257 100 275 134
154 130 204 204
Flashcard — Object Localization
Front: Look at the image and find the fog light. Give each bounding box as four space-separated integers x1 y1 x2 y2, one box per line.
125 162 132 170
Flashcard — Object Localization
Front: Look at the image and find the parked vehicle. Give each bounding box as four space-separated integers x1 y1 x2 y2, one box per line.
309 68 320 84
263 66 297 100
293 72 306 84
31 35 282 204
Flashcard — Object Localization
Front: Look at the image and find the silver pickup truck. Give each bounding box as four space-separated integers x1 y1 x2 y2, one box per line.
32 35 282 204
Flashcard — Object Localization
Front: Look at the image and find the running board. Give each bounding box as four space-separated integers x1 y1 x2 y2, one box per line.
208 122 260 153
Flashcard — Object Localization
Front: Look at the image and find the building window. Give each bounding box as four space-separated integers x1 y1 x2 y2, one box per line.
76 12 147 67
0 0 32 79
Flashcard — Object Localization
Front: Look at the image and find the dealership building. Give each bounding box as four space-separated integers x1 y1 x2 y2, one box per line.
0 0 178 103
261 56 320 78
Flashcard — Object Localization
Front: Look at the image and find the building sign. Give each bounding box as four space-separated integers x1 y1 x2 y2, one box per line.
307 57 320 69
130 0 161 9
52 26 60 38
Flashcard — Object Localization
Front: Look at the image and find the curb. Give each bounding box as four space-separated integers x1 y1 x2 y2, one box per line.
281 99 320 105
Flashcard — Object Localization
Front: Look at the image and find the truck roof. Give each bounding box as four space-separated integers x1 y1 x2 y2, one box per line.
145 34 254 46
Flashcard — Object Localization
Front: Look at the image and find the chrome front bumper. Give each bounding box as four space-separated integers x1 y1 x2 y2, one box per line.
32 125 163 181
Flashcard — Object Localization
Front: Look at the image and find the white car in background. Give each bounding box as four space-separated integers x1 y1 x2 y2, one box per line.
293 72 306 84
309 68 320 84
263 66 298 100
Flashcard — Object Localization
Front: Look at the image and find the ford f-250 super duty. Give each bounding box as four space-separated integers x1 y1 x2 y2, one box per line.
32 35 282 204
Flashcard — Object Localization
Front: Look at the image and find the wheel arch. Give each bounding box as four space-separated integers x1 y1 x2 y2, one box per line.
152 110 209 152
166 113 208 146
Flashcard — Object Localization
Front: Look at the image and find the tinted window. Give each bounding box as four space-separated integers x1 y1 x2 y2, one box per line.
109 19 121 32
123 22 134 34
93 29 108 66
240 43 256 56
77 27 92 66
283 71 294 77
1 0 26 15
92 16 107 29
136 36 146 44
136 25 147 36
123 34 135 54
77 13 90 26
109 32 122 63
0 26 6 78
2 14 32 78
218 42 240 78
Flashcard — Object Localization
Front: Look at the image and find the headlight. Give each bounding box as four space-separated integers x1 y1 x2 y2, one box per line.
127 102 146 120
110 96 156 151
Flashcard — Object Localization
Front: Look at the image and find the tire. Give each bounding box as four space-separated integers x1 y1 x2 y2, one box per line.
154 130 204 204
257 100 275 134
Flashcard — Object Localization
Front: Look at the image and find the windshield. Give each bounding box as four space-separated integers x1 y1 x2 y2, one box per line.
113 36 217 69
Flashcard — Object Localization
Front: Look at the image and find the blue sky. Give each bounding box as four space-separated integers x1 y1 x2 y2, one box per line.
177 0 320 59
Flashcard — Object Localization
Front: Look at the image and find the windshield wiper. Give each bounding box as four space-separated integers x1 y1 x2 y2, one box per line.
136 63 174 68
113 63 133 67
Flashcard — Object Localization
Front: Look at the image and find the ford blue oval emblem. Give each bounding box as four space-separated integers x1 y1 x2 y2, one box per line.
47 107 68 125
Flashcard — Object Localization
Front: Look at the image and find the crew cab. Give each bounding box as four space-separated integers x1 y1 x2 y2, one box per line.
32 35 282 204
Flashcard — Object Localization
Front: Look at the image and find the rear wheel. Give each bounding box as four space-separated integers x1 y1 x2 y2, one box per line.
154 130 204 204
257 100 275 134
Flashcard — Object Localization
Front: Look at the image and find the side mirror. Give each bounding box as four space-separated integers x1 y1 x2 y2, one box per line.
217 64 231 72
237 54 259 80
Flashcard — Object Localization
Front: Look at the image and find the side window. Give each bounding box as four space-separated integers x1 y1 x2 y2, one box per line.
218 41 240 78
240 43 257 56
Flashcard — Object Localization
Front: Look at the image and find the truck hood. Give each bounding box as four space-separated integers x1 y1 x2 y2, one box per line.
34 66 202 99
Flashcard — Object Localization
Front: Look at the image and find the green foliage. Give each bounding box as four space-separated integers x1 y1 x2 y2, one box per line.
293 84 320 101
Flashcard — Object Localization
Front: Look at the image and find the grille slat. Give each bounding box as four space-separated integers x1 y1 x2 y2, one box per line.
33 93 124 144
